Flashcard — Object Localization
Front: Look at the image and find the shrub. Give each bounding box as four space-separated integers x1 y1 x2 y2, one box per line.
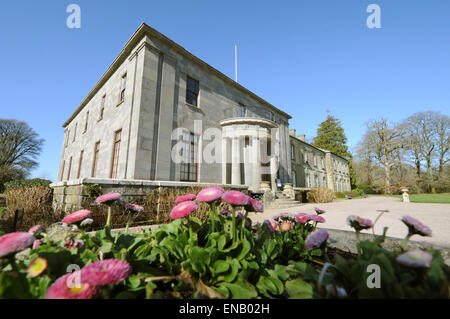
4 178 51 190
307 188 335 203
2 184 59 232
84 184 103 199
335 191 346 198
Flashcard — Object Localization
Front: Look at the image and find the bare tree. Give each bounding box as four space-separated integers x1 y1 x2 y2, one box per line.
0 119 44 191
433 113 450 181
360 118 404 193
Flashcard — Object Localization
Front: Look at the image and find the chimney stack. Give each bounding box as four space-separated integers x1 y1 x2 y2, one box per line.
297 134 306 141
289 129 296 137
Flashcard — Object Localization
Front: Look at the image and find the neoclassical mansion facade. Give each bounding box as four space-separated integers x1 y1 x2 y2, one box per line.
52 23 350 209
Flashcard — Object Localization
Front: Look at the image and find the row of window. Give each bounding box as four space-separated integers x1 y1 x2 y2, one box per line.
65 73 127 147
60 129 122 181
290 145 326 170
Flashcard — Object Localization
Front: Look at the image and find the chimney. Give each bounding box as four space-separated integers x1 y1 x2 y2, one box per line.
297 134 306 141
289 129 296 137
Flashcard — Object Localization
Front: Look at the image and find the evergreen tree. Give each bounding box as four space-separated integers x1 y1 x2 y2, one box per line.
312 115 358 188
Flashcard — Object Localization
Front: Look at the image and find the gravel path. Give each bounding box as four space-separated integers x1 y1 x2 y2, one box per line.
248 196 450 247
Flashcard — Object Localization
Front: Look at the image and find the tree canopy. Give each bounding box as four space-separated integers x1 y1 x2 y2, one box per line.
0 119 44 192
312 115 351 159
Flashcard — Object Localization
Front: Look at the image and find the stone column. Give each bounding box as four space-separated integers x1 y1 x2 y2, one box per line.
252 137 261 190
270 156 278 193
244 141 252 188
221 137 227 184
231 137 241 185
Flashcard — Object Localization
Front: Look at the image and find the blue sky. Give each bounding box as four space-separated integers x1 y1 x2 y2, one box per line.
1 0 449 181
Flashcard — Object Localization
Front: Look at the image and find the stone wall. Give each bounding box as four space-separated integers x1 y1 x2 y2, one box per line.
51 178 248 213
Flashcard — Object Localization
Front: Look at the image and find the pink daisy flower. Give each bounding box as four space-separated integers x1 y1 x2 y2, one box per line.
62 210 91 225
305 229 329 251
295 213 309 223
314 207 326 215
222 190 250 206
401 215 432 237
46 271 97 299
125 203 144 212
308 215 325 223
170 201 197 219
280 221 292 232
28 225 43 235
0 232 35 258
95 193 121 205
175 194 197 204
196 187 224 203
346 215 373 231
270 221 278 230
396 250 433 268
27 257 48 278
247 197 264 212
81 259 132 286
32 240 41 250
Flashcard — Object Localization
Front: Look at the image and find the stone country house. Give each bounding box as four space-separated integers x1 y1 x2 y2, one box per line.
51 23 350 212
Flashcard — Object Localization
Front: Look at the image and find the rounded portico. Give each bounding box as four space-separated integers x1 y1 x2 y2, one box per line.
220 117 280 192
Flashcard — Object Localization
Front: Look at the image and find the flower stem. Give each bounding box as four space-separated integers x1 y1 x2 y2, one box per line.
210 202 216 233
231 206 236 243
400 233 412 251
125 214 132 234
240 208 247 240
106 206 112 228
8 255 19 274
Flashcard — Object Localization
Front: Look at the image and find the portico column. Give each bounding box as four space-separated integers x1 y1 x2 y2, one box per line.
252 137 261 190
221 137 227 184
231 137 241 185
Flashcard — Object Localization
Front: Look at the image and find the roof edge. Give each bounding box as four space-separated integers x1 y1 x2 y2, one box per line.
63 23 291 127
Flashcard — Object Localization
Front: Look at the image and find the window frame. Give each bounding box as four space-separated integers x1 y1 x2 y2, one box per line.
180 131 199 182
110 129 122 179
91 141 100 178
185 76 199 107
77 150 84 179
119 74 127 103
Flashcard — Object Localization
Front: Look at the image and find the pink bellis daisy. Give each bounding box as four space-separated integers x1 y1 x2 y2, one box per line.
81 259 132 286
46 271 97 299
62 210 91 225
95 193 121 205
295 213 309 223
308 215 325 223
0 232 35 258
196 187 224 203
396 250 433 268
305 229 329 251
247 197 264 212
314 207 326 215
27 257 48 278
346 215 373 232
401 215 432 237
28 225 43 235
280 221 292 232
270 220 278 230
222 190 250 206
175 194 197 204
125 203 144 212
170 201 197 219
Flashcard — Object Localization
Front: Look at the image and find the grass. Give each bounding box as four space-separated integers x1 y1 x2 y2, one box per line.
373 193 450 204
0 207 5 219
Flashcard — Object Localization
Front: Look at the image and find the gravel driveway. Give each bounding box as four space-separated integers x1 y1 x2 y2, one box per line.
249 196 450 247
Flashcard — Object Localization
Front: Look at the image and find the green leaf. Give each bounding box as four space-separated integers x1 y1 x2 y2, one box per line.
189 247 210 274
285 278 314 299
213 260 229 274
128 275 142 289
0 272 32 298
235 239 251 260
220 280 258 299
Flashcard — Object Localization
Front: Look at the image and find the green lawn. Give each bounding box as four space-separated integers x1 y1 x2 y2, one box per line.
373 193 450 204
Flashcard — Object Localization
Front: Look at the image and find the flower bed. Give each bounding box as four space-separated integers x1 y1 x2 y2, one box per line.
0 189 448 299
